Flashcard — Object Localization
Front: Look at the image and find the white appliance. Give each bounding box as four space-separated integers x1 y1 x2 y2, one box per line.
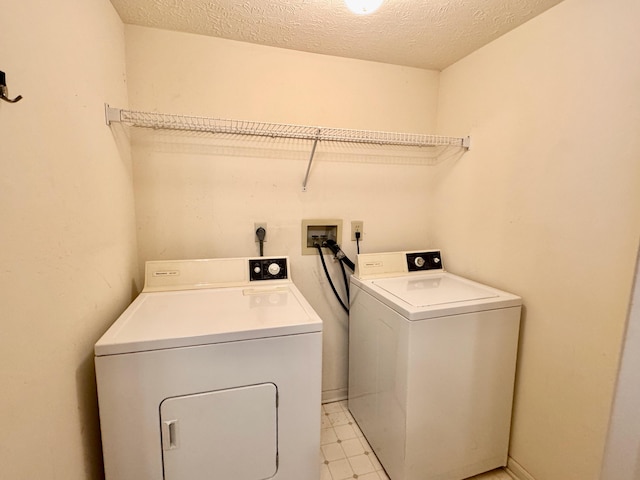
95 256 323 480
348 250 521 480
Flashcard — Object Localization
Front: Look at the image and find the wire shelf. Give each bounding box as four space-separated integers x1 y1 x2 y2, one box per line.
105 105 470 190
106 106 468 148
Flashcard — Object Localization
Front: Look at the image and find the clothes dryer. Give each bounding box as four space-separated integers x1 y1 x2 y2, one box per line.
95 257 322 480
348 250 521 480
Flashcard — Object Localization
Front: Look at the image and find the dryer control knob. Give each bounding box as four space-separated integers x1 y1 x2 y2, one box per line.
268 263 281 276
414 257 426 268
254 266 261 274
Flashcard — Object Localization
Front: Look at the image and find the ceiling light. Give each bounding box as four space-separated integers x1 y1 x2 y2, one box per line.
344 0 384 15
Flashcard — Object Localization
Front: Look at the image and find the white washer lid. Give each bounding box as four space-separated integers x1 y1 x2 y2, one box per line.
373 274 498 307
95 285 322 356
357 272 521 320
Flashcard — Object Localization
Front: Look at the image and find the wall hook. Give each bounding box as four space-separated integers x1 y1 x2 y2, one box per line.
0 71 23 103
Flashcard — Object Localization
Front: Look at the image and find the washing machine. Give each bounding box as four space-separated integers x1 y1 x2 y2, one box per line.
95 256 322 480
348 250 521 480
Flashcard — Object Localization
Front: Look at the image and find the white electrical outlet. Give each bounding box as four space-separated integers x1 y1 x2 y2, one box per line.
351 221 363 241
255 222 267 242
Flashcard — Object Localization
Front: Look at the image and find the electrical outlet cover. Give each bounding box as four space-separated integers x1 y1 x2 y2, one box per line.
254 223 267 242
351 221 363 241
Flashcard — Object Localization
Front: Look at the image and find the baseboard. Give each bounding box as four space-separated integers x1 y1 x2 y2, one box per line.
321 388 348 404
505 457 536 480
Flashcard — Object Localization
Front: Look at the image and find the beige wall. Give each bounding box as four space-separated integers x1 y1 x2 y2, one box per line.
0 1 138 479
124 25 442 399
3 1 639 479
602 246 640 479
434 0 640 478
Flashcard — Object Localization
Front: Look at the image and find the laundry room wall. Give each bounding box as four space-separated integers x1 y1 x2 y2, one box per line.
433 0 640 479
0 1 138 480
123 25 443 401
601 245 640 480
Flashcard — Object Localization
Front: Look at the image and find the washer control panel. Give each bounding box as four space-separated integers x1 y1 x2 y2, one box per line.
406 251 443 272
249 258 288 281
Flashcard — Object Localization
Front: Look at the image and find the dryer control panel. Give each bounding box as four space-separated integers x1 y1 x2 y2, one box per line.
249 258 288 281
406 251 443 272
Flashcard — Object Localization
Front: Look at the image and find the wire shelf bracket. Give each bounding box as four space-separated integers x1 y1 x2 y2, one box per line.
105 104 470 190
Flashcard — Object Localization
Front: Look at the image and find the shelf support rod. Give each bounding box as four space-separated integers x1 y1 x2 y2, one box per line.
302 129 321 192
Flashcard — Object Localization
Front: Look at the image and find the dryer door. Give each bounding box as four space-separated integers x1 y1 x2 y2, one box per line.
160 383 278 480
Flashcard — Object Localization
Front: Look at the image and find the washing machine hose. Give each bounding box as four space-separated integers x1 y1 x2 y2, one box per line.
324 239 356 271
315 244 349 314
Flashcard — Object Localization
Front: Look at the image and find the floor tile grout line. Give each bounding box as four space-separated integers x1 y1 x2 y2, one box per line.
321 401 512 480
322 401 388 480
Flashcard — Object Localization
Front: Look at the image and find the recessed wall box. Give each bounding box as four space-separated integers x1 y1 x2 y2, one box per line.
301 219 343 255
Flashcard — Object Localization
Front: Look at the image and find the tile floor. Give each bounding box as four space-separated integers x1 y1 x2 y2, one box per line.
320 400 512 480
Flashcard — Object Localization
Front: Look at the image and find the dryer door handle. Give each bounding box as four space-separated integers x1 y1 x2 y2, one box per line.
161 419 179 450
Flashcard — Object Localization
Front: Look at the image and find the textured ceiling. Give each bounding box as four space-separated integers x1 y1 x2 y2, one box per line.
109 0 565 70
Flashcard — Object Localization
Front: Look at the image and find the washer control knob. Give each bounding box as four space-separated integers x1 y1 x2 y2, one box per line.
433 257 440 264
414 257 426 268
254 266 261 274
268 262 281 276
